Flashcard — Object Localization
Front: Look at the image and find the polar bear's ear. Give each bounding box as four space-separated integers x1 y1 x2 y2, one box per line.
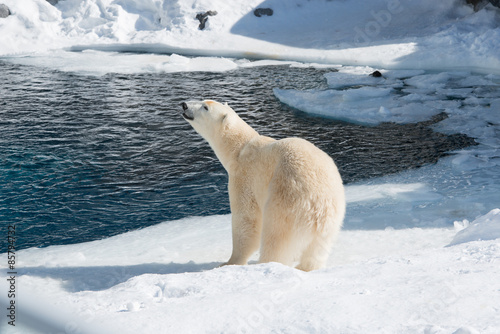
221 113 229 127
224 102 228 106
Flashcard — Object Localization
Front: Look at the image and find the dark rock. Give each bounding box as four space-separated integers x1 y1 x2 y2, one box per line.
196 10 217 30
370 70 383 78
465 0 499 11
46 0 59 5
466 0 485 11
254 8 274 17
0 4 10 18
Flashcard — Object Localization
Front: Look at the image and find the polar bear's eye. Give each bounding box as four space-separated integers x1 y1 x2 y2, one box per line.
203 105 209 111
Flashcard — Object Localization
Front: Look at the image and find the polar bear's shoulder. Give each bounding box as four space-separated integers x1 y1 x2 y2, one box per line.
274 137 328 158
238 135 275 160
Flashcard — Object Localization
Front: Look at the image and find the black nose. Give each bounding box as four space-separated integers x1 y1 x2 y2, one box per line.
181 102 188 111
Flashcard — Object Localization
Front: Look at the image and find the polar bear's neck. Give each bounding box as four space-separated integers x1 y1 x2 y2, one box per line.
208 113 259 173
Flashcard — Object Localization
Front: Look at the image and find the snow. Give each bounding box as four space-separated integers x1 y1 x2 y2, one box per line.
1 0 500 73
449 209 500 246
1 0 500 333
1 212 499 333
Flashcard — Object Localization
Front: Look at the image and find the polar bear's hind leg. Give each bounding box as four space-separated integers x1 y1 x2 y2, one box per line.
258 199 299 267
296 232 335 271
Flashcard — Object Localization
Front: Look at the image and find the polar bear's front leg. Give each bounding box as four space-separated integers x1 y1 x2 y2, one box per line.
224 212 262 265
223 178 262 266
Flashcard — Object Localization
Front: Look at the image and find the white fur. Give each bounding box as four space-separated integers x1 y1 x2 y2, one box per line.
182 100 345 271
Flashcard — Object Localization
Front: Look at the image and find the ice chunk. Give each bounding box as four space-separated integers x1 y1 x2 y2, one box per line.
324 71 385 89
273 86 442 125
404 72 453 90
345 183 442 204
448 209 500 246
342 86 392 101
4 50 239 75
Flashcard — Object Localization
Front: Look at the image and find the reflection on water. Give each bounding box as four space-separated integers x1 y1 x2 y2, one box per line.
0 61 475 250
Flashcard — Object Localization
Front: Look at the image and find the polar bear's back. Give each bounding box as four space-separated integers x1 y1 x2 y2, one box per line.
269 137 345 231
273 137 342 189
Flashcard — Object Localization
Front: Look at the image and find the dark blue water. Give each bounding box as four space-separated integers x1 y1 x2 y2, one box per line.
0 60 476 252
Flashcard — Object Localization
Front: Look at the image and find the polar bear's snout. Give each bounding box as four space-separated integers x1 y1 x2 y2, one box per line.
181 102 195 121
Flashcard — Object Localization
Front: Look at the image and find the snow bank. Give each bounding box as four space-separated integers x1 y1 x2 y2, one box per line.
449 208 500 246
344 148 500 231
1 0 500 72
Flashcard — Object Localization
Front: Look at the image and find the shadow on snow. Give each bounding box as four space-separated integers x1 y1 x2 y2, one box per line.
14 262 221 293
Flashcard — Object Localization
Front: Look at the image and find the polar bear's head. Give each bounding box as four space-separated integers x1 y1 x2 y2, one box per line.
181 100 232 140
181 99 259 171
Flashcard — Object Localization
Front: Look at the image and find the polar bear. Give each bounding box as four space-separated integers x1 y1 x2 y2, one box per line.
181 100 345 271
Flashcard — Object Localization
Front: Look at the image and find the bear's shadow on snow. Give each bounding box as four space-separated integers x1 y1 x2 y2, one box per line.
17 262 221 293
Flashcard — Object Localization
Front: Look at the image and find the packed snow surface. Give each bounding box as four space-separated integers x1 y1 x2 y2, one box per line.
1 211 499 333
1 0 500 333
